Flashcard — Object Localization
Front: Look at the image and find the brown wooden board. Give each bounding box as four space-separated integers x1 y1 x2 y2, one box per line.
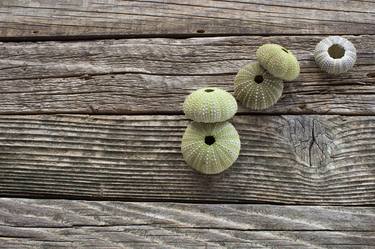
0 114 374 204
0 1 375 246
0 0 374 38
0 35 374 115
0 199 374 248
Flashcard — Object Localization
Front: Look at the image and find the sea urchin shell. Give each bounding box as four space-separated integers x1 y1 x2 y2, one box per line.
256 44 300 81
181 121 241 174
183 87 237 123
234 62 284 110
314 36 356 74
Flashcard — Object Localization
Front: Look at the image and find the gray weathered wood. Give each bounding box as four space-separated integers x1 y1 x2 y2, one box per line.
1 1 374 247
0 0 374 38
0 35 374 114
0 114 374 204
0 198 374 248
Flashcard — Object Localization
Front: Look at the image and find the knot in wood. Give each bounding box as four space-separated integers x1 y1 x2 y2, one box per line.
282 116 335 168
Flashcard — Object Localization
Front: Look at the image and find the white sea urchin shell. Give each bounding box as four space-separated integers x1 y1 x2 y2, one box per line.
314 36 356 74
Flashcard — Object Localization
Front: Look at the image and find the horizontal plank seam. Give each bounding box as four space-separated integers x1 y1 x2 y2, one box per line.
1 112 375 116
0 195 374 207
0 33 368 43
0 224 373 232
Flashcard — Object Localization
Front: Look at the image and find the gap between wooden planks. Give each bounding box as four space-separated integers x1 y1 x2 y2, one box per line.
0 35 374 115
0 114 374 205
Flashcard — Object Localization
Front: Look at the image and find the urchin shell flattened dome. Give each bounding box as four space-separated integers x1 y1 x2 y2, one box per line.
314 36 356 75
181 121 241 174
183 87 237 123
234 62 284 110
256 44 300 81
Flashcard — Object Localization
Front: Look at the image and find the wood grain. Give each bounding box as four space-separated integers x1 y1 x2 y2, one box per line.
0 198 374 248
0 114 374 204
0 0 374 38
0 35 374 114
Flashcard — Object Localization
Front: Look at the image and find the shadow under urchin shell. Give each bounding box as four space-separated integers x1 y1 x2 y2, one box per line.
314 36 356 75
183 87 237 123
256 44 300 81
181 121 240 174
234 62 284 110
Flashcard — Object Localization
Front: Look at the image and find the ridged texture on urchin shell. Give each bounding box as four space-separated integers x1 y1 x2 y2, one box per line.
314 36 356 75
181 121 240 174
256 44 300 81
183 87 237 123
234 62 284 110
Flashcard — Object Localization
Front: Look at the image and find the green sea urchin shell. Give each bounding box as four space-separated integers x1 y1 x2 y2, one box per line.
314 36 356 74
256 44 300 81
183 87 237 123
181 121 241 174
234 62 284 110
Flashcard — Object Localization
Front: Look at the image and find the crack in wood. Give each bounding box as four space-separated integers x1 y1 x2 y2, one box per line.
282 116 335 168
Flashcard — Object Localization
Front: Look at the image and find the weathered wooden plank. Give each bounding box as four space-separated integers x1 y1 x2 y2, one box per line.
0 114 374 204
0 35 374 114
0 199 374 248
0 0 374 38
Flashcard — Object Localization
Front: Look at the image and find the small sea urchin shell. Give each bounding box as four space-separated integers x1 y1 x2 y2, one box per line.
234 63 284 110
181 121 241 174
256 44 300 81
183 87 237 123
314 36 356 74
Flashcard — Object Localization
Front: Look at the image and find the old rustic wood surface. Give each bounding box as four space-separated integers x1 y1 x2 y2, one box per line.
0 35 374 115
1 0 375 37
0 114 374 205
0 199 375 248
0 0 374 248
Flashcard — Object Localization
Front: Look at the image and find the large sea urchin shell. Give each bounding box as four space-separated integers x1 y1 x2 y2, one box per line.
181 121 241 174
314 36 356 74
256 44 300 81
234 62 284 110
183 87 237 123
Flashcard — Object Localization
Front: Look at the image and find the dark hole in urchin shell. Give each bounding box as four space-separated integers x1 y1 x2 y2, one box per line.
205 89 214 93
204 136 215 145
328 44 345 59
281 48 289 53
254 75 264 84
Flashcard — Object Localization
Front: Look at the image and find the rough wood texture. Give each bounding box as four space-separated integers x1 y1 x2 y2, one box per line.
1 0 374 38
0 198 374 248
0 114 374 204
0 35 374 114
1 1 374 247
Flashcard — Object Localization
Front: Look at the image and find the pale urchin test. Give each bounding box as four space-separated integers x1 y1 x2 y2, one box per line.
183 87 237 123
314 36 356 74
256 43 300 81
181 121 241 174
234 62 284 110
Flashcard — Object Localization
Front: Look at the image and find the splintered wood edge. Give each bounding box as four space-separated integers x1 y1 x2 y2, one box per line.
0 114 374 204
